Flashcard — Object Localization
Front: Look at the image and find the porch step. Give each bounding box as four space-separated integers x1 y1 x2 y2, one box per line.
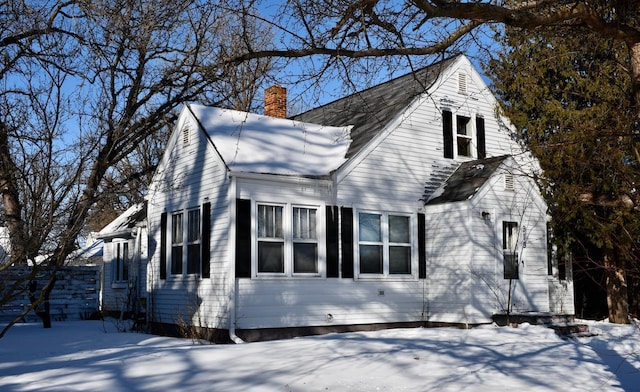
492 313 593 338
549 323 593 338
492 312 574 326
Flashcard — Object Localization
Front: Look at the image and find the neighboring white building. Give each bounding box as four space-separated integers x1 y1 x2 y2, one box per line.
96 203 147 318
138 54 572 342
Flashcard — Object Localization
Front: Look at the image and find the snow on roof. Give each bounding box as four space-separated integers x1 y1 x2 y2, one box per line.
97 202 146 239
188 105 352 176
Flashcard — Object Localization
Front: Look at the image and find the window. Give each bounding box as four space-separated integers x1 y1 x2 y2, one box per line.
358 212 412 276
293 207 318 273
547 224 554 276
114 241 129 282
503 221 519 279
456 115 472 157
171 212 183 275
443 110 480 159
187 209 201 274
170 207 203 276
257 204 284 273
256 203 321 276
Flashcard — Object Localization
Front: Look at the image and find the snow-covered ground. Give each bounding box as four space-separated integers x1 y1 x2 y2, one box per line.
0 319 639 391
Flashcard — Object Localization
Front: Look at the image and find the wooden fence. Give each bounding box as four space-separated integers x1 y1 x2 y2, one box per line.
0 265 100 324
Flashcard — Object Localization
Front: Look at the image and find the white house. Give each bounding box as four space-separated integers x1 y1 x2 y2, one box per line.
96 202 147 319
142 54 573 342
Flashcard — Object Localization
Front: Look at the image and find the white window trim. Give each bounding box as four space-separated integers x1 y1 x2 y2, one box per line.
353 210 418 280
455 114 475 158
252 201 326 278
168 206 202 278
111 240 129 288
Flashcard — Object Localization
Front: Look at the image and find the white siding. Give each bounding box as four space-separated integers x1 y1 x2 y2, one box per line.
331 56 545 325
146 56 571 335
235 279 427 329
147 114 231 329
424 205 475 323
469 165 552 317
336 56 525 209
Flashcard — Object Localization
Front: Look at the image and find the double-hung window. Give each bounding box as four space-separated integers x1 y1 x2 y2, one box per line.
443 110 486 159
187 209 201 274
256 203 321 276
257 204 285 273
113 241 129 283
456 115 472 157
358 212 413 276
293 207 318 273
171 212 183 275
503 221 519 279
170 207 202 276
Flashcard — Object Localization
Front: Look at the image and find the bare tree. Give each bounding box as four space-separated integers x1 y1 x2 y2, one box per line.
227 1 639 123
0 0 272 337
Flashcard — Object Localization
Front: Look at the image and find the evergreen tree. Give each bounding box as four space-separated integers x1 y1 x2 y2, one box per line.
488 26 640 323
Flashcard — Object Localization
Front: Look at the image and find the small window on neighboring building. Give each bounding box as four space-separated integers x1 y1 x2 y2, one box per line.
504 173 515 191
114 241 129 283
456 115 472 157
503 221 519 279
458 73 467 95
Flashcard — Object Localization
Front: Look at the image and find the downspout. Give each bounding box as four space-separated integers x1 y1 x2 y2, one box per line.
227 174 244 343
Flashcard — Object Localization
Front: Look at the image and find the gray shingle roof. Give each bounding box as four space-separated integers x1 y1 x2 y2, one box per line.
426 155 509 205
292 55 461 158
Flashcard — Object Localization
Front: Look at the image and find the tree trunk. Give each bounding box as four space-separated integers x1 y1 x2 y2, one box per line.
630 42 640 122
0 123 27 265
41 277 55 329
604 248 629 324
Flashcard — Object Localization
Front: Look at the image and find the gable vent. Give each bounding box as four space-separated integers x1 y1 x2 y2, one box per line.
504 173 515 191
458 73 467 95
182 126 190 146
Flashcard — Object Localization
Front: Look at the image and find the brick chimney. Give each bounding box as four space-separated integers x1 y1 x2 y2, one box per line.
264 85 287 118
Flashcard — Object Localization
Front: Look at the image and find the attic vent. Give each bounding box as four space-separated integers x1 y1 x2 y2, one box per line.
182 126 190 146
458 73 467 95
504 173 515 191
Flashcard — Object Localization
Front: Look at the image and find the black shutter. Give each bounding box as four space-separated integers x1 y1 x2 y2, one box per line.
235 199 252 278
160 212 167 280
326 205 339 278
201 202 211 278
476 116 486 159
340 207 354 279
442 109 453 159
418 213 426 279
